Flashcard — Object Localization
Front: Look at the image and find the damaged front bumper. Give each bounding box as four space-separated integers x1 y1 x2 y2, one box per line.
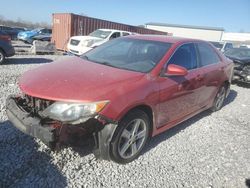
6 95 118 160
233 69 250 83
233 63 250 83
6 95 56 146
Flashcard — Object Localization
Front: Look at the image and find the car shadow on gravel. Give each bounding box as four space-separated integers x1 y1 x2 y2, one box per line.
0 121 67 187
4 58 53 65
141 89 238 156
70 137 96 157
13 45 32 48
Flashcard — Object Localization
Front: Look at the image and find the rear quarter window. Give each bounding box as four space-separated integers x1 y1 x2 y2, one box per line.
122 32 130 36
197 43 220 67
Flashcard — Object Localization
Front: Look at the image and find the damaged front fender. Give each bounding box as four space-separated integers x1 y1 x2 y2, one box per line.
93 123 118 161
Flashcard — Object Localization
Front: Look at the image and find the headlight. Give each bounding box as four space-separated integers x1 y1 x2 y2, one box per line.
82 40 95 47
41 101 109 122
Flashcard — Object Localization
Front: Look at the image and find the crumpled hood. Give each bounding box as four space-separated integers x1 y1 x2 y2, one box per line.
19 56 144 102
226 55 250 64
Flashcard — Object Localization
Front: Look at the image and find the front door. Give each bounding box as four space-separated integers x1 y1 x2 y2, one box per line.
157 43 204 128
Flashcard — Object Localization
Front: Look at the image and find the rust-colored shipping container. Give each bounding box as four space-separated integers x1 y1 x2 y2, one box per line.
52 13 168 50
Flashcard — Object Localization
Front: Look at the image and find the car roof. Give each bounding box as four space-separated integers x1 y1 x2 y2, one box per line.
127 34 205 44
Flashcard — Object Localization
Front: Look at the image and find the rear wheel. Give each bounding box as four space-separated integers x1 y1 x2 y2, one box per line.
211 85 226 112
0 49 6 64
110 109 150 164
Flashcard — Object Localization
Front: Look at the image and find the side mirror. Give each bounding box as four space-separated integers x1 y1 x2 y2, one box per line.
164 64 188 76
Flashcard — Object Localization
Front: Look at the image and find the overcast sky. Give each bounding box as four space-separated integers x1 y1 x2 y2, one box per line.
0 0 250 32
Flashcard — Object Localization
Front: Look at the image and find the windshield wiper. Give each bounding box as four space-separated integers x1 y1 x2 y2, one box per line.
81 55 89 60
98 61 117 68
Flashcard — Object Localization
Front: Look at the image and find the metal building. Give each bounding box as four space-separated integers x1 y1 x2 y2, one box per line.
52 13 168 50
145 22 224 42
222 32 250 45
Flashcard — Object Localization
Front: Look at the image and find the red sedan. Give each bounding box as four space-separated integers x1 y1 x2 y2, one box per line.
6 35 233 163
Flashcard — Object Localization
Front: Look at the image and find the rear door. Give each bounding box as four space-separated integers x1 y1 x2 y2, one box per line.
157 43 204 127
195 42 224 107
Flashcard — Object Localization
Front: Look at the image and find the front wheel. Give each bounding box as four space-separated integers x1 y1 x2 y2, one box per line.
110 110 150 164
211 85 226 112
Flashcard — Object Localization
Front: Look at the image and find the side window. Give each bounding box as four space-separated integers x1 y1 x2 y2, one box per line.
122 32 130 36
109 32 121 40
168 43 197 70
197 43 220 66
39 29 45 34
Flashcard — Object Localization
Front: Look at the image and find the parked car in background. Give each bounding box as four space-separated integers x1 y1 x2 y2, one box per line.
210 41 223 50
0 30 15 64
32 33 51 42
17 28 52 44
6 35 233 163
67 29 132 55
221 42 233 52
224 48 250 83
210 41 233 52
0 25 20 40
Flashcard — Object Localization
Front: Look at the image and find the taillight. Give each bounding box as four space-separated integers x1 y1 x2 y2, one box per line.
0 35 11 42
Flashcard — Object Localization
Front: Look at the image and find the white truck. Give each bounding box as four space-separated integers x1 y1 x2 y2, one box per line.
67 29 132 55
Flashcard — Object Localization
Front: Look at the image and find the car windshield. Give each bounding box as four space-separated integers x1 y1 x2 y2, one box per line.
89 29 112 39
224 48 250 59
82 37 172 73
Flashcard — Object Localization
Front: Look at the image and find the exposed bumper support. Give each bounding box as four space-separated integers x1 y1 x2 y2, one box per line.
6 96 55 145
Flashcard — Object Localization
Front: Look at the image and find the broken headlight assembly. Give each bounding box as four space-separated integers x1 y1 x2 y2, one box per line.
41 100 109 123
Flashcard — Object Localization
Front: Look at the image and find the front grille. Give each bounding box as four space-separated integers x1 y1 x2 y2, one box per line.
69 49 79 54
24 95 54 113
70 39 80 46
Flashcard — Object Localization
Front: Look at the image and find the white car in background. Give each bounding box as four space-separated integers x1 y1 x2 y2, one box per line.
67 29 132 55
210 41 233 52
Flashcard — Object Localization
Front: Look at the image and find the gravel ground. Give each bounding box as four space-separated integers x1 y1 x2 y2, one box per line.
0 55 249 187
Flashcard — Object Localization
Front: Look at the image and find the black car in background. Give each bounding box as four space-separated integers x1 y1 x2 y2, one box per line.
224 48 250 83
0 25 22 40
0 30 15 64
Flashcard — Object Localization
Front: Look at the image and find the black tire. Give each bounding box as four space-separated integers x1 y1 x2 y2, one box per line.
211 85 226 112
110 109 150 164
0 49 6 64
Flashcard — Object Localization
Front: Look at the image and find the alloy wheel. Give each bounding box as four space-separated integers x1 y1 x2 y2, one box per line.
215 87 226 109
118 119 147 159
